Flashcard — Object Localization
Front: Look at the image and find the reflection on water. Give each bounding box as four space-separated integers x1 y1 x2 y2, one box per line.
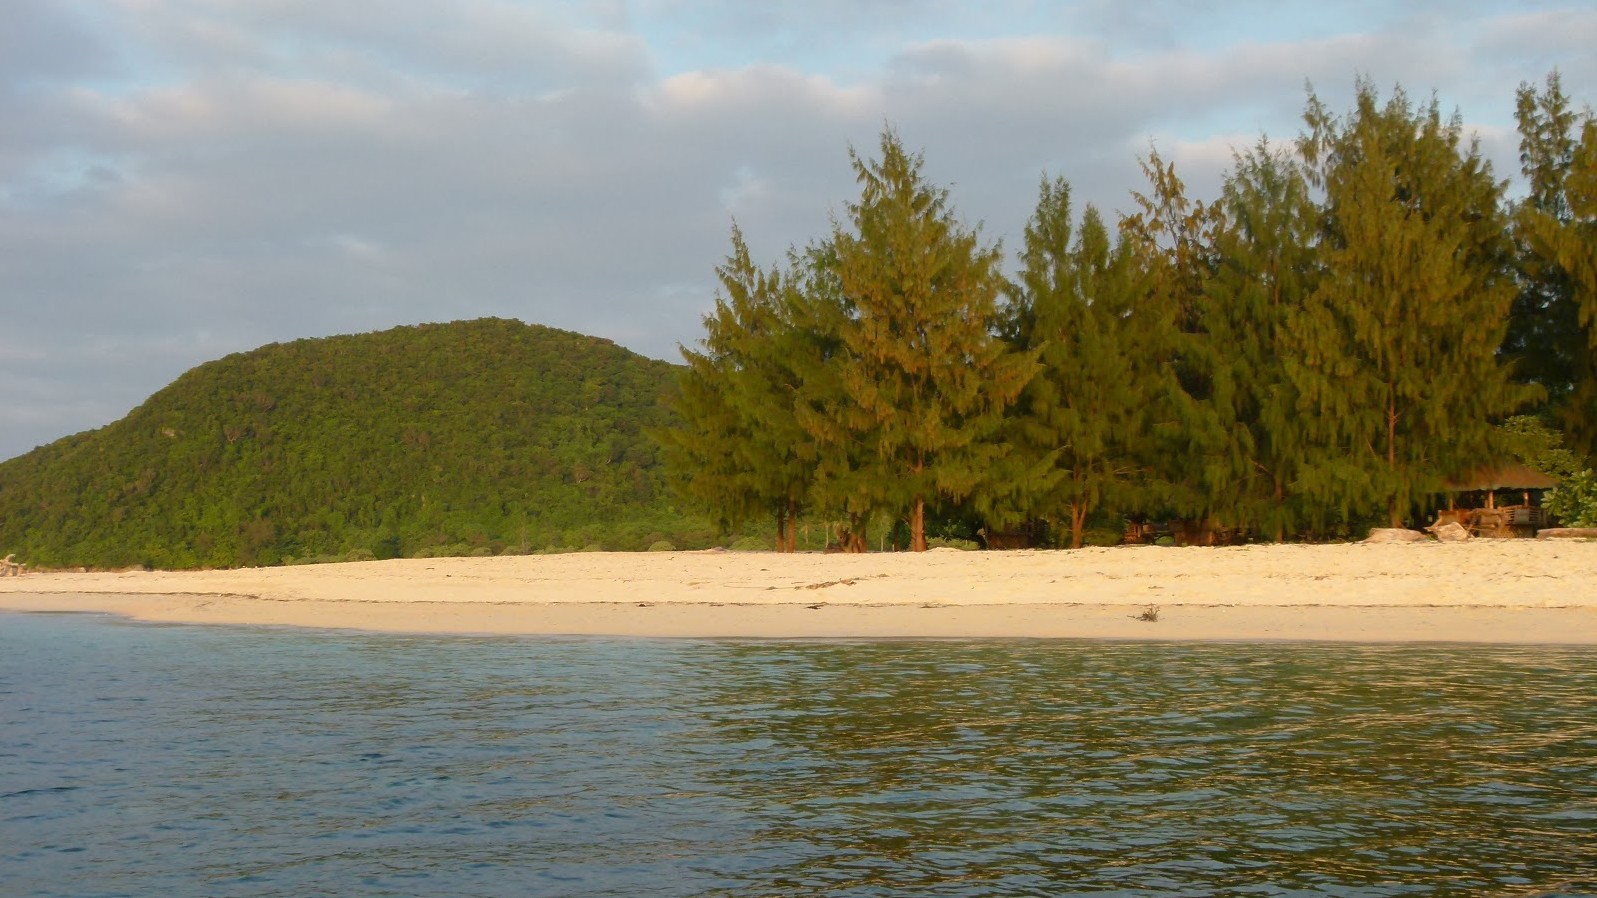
2 614 1595 897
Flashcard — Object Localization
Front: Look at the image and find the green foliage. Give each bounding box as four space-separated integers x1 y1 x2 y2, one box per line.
1498 414 1588 480
0 318 726 568
18 74 1595 565
1292 81 1535 526
655 226 821 551
1544 469 1597 527
664 79 1595 548
1119 150 1230 524
1514 76 1597 456
1081 527 1125 548
1505 72 1593 414
659 128 1035 553
827 129 1036 551
997 176 1149 547
1203 141 1320 540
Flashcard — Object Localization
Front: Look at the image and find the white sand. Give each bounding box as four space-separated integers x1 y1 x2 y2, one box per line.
1 541 1594 642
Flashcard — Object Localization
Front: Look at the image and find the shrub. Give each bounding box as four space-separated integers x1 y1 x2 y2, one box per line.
1545 469 1597 527
647 540 676 552
1082 527 1124 548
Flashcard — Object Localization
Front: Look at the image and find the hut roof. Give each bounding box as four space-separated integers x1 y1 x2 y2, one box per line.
1443 463 1559 492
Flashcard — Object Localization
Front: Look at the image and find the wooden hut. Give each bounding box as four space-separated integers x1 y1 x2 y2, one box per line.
1436 463 1559 537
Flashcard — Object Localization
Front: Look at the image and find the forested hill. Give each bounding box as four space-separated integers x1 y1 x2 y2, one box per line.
0 318 718 569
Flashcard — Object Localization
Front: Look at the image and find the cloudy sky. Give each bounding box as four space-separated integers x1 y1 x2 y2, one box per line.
2 1 1594 461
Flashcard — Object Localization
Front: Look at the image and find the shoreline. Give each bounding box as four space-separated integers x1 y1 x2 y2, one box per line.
2 542 1595 643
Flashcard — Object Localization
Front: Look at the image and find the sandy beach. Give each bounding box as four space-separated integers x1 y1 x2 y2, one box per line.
2 541 1595 642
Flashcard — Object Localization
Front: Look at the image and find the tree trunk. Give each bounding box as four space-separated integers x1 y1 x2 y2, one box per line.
1273 477 1286 543
1069 502 1088 549
785 497 798 552
1387 394 1401 528
910 496 927 552
844 512 869 553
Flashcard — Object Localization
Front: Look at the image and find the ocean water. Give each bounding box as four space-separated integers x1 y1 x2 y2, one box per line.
2 613 1595 897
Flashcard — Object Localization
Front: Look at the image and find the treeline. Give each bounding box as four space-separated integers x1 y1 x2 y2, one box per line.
0 319 733 569
659 76 1597 550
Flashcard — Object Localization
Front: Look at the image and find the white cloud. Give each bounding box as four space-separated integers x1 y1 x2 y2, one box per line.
2 0 1593 460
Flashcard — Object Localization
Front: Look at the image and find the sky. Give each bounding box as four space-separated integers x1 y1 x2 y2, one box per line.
2 1 1595 461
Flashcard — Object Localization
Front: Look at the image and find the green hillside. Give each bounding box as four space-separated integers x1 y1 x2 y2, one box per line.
0 318 721 568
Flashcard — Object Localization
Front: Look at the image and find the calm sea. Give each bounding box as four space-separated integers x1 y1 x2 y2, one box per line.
3 612 1595 897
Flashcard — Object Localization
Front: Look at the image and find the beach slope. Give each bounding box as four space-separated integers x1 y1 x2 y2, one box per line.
2 542 1594 642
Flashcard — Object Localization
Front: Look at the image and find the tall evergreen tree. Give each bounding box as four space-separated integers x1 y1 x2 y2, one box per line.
659 227 815 548
1000 177 1148 547
1556 118 1597 452
1202 141 1320 540
784 240 880 551
829 129 1035 551
1504 71 1591 421
1292 81 1532 527
1120 151 1229 532
1514 74 1597 455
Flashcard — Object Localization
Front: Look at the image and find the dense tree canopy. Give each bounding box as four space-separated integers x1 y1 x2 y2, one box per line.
1293 82 1531 527
666 132 1033 551
998 178 1150 548
1514 72 1597 456
8 74 1596 568
666 79 1595 547
0 319 725 568
828 132 1035 551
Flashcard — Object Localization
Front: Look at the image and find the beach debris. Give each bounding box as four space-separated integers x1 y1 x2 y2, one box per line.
1364 528 1427 544
1427 521 1472 542
1133 604 1160 622
1535 527 1597 540
0 553 24 577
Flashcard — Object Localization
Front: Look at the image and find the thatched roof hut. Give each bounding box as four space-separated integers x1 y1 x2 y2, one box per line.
1443 463 1559 492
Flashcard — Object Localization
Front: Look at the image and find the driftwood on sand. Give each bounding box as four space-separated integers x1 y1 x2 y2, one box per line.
1427 521 1473 542
1536 528 1597 539
0 554 25 577
1364 528 1427 544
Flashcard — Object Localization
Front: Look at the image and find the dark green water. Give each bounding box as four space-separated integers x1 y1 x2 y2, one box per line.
2 612 1595 896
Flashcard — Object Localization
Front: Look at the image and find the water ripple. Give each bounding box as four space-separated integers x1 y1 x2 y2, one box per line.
2 616 1595 897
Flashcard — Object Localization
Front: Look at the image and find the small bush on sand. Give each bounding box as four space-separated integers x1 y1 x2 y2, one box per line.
1546 470 1597 527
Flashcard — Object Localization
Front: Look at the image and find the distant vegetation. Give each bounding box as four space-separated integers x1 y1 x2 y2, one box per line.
659 75 1597 549
0 319 730 569
5 75 1595 568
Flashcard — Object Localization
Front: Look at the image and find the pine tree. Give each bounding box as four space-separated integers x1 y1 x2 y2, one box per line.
1292 81 1532 528
1513 73 1597 455
659 226 814 547
1119 151 1229 535
829 129 1035 551
1202 141 1320 540
1557 119 1597 452
1505 73 1591 414
1000 177 1148 547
